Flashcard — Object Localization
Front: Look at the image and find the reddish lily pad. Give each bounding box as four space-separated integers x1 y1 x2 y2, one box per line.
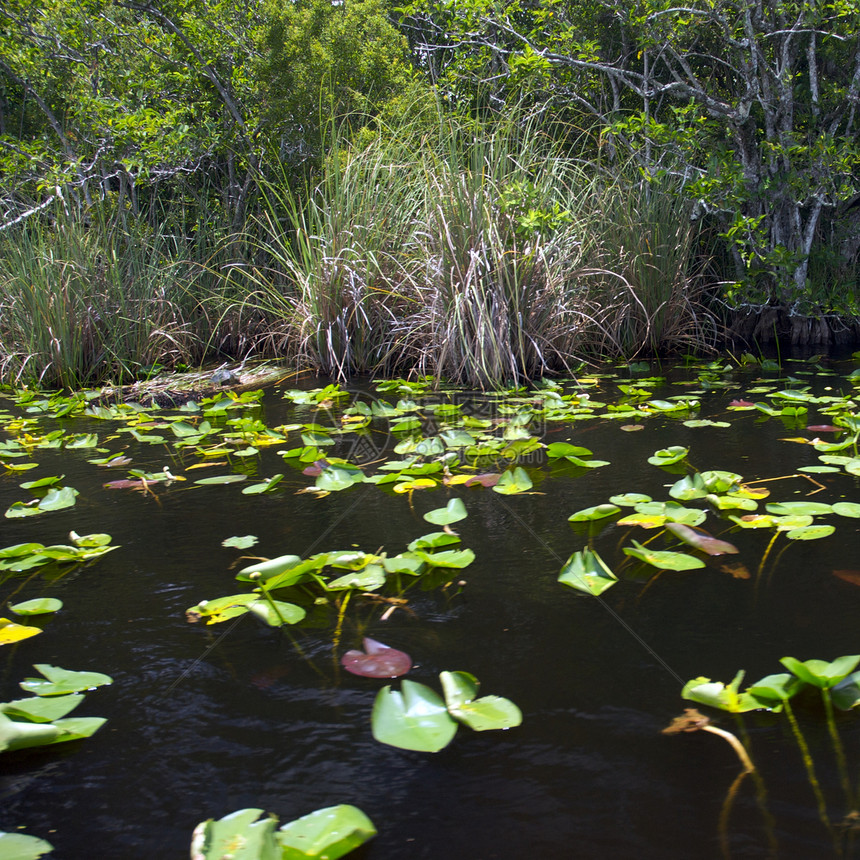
464 473 501 488
665 522 739 556
341 638 412 678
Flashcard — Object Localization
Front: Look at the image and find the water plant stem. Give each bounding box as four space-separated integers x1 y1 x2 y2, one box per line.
783 698 837 850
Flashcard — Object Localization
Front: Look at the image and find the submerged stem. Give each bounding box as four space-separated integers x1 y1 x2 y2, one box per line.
701 725 755 773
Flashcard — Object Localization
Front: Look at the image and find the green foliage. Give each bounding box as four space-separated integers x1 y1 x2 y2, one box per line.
256 0 416 160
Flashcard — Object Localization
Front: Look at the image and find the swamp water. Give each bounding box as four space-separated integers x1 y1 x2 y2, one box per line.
1 355 860 859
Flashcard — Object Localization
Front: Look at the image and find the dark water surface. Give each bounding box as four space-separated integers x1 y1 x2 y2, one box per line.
2 356 860 859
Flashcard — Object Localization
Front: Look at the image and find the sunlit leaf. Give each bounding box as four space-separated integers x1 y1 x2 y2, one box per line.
0 618 42 646
8 598 62 616
492 467 533 495
623 541 705 571
371 680 458 752
681 671 764 712
647 446 689 466
277 805 377 859
785 525 835 540
194 474 248 485
558 548 618 596
222 535 259 549
765 501 833 516
0 831 54 859
423 498 468 525
780 655 860 689
439 671 522 731
18 664 113 696
568 504 621 522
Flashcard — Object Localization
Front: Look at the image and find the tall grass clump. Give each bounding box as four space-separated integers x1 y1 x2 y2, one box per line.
236 123 426 377
0 207 213 388
574 169 720 357
388 116 594 385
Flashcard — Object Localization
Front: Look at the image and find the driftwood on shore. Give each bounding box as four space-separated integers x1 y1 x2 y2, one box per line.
96 362 296 408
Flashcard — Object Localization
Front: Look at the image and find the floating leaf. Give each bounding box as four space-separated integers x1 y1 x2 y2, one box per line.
246 600 307 628
785 525 835 540
9 598 62 616
492 467 533 495
558 548 618 596
623 541 705 571
0 831 53 859
371 680 458 752
0 618 42 646
277 805 377 859
0 694 83 723
647 446 689 467
833 502 860 518
568 504 621 522
423 498 468 525
327 565 387 591
439 671 522 731
608 493 652 506
341 638 412 678
19 664 113 697
765 501 833 516
189 808 278 860
222 535 259 549
665 523 738 556
193 474 248 485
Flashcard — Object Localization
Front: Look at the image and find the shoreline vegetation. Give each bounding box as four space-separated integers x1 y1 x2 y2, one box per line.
2 0 859 390
2 111 857 392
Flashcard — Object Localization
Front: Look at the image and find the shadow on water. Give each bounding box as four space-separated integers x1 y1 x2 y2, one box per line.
1 352 860 858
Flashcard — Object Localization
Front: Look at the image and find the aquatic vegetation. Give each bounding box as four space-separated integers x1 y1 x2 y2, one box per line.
0 831 53 859
190 805 376 860
341 638 412 678
0 665 111 753
371 671 522 752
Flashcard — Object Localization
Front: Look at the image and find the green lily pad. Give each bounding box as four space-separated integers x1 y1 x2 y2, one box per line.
371 680 458 752
190 808 279 860
833 502 860 518
492 467 533 495
647 446 689 466
423 498 468 525
765 501 833 516
439 671 522 731
785 525 835 540
780 655 860 689
623 541 705 571
277 805 377 859
194 474 248 485
0 831 54 858
18 664 113 697
246 600 307 627
222 535 259 549
608 493 652 506
568 504 621 522
8 598 62 616
558 548 618 596
0 694 83 723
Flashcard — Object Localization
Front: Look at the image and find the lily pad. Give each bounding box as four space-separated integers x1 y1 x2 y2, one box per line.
18 664 113 697
341 638 412 678
439 671 522 731
371 680 458 752
647 446 689 466
8 598 63 616
423 498 468 526
558 548 618 596
664 523 738 556
0 831 54 858
277 805 377 859
492 467 533 495
568 504 621 522
623 540 705 571
0 618 42 646
194 474 248 485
